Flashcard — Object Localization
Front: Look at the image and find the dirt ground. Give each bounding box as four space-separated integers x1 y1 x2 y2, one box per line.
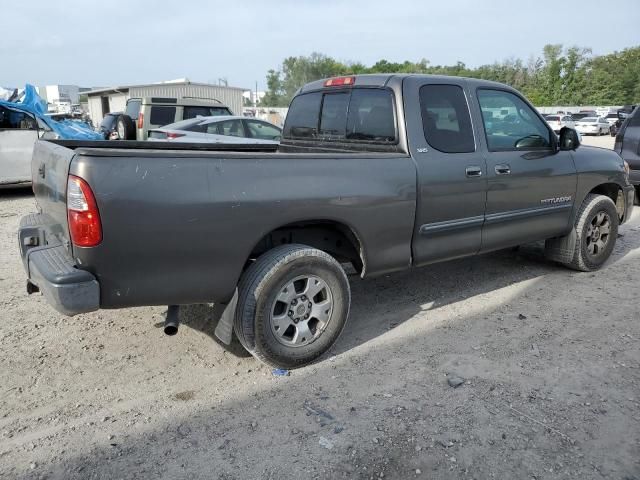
1 136 638 479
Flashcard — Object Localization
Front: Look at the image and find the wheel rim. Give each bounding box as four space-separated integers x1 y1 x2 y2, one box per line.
117 123 125 139
270 275 333 348
585 211 611 258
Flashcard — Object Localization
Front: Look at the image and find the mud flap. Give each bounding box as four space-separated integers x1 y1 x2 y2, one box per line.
214 289 238 345
544 227 577 264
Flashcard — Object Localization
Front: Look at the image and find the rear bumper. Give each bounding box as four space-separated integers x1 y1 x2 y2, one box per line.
19 214 99 316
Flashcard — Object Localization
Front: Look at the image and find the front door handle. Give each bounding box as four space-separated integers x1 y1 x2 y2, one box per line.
495 164 511 175
465 166 482 178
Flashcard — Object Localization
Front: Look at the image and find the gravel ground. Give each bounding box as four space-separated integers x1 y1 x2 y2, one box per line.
579 135 615 149
0 137 638 479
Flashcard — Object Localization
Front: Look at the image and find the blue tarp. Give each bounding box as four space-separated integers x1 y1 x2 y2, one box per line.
0 84 103 140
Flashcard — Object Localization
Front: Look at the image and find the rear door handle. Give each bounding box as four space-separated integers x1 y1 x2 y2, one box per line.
465 166 482 177
495 164 511 175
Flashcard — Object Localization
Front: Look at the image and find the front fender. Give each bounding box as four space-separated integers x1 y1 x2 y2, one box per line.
572 145 630 222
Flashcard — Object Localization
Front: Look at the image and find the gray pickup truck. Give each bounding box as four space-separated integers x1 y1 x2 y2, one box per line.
19 74 635 368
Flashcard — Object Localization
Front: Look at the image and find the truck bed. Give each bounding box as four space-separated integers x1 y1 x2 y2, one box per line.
29 139 417 310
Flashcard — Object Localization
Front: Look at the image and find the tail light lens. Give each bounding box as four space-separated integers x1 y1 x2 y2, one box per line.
166 132 186 140
67 175 102 247
137 112 144 130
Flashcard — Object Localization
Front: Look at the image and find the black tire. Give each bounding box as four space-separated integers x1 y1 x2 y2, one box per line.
234 244 350 369
554 194 619 272
116 114 136 140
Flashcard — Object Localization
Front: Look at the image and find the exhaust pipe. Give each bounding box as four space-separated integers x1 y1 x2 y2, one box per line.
164 305 180 336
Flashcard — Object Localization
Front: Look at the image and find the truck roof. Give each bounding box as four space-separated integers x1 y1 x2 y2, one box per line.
298 74 511 94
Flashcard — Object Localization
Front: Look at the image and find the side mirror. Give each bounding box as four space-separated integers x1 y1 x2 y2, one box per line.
559 127 580 150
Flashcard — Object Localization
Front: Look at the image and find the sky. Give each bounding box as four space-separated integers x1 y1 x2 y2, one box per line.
2 0 639 90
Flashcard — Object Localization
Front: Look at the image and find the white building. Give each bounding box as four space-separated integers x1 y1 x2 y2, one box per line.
84 79 247 125
35 85 83 114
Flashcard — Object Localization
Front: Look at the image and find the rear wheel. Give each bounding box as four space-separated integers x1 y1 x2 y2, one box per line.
234 244 350 369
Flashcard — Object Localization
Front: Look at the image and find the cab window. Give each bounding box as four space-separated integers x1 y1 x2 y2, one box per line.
477 89 551 151
419 84 475 153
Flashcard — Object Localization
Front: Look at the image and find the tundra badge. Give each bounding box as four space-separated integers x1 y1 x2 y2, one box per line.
540 196 572 205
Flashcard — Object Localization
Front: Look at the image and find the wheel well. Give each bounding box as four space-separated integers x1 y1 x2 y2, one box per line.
249 221 365 275
589 183 620 204
589 183 624 220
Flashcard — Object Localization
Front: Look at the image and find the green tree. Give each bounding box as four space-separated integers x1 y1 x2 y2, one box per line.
261 46 640 107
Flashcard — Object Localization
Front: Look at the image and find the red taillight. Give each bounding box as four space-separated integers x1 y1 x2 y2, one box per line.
166 132 186 140
67 175 102 247
324 76 356 87
137 112 144 129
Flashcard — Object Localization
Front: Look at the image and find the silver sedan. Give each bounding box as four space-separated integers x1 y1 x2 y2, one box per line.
148 116 282 144
574 117 611 136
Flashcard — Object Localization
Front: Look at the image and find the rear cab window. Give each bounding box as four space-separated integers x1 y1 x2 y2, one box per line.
283 88 397 145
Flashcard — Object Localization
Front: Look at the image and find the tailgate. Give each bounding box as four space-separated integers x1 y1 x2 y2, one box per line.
31 140 75 249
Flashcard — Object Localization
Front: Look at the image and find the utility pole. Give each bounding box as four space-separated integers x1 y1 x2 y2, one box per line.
255 81 258 108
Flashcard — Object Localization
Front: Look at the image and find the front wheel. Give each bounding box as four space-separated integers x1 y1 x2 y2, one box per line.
548 194 619 272
234 244 350 369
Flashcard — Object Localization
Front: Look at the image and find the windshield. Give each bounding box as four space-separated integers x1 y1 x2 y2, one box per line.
581 117 597 123
547 116 560 121
125 99 141 120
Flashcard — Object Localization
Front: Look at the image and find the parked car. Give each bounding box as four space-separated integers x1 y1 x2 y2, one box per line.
19 74 635 369
611 106 638 137
575 117 611 135
115 97 234 141
0 86 102 187
545 114 575 133
148 116 281 143
604 112 619 126
97 112 122 139
614 106 640 203
0 105 55 187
